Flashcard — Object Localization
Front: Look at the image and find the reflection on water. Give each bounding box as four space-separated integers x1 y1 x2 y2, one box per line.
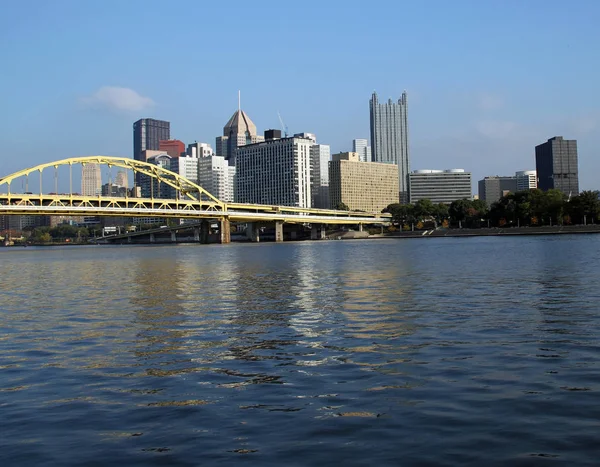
2 237 600 465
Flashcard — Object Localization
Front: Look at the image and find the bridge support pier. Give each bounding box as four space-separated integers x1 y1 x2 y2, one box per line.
311 224 318 240
320 224 327 239
275 221 284 243
171 231 177 242
149 233 155 243
358 224 363 232
193 227 200 242
200 221 209 244
246 222 260 242
220 219 231 244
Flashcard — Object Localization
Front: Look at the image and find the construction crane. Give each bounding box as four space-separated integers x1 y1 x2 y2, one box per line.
277 111 289 137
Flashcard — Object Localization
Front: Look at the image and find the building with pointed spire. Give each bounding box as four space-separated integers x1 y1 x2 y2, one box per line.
216 94 264 166
370 91 410 203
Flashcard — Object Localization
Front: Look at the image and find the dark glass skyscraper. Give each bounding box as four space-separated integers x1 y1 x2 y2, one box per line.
133 118 170 161
133 118 170 186
535 136 579 196
370 91 410 203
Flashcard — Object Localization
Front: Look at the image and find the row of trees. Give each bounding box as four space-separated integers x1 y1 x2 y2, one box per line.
383 189 600 228
27 225 92 243
489 189 600 226
25 221 173 243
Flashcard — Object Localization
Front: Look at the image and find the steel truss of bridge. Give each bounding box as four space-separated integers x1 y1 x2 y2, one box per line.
0 156 391 226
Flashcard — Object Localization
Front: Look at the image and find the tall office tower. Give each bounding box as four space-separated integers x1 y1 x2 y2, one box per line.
352 138 371 162
198 155 236 202
478 176 518 204
535 136 579 196
409 169 472 204
159 139 185 159
329 152 399 212
81 163 102 196
187 142 214 158
115 170 128 189
235 132 313 207
516 170 537 191
310 144 331 208
133 118 170 185
140 153 172 198
215 105 264 166
370 91 410 203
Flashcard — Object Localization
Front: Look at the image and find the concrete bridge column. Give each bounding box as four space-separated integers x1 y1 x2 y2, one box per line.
171 231 177 242
246 222 261 242
220 219 231 244
311 224 318 240
200 220 209 244
358 224 363 232
193 227 200 242
320 224 327 239
275 221 284 243
149 233 155 243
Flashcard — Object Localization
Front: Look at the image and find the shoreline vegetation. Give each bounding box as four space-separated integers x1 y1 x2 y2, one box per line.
4 224 600 247
3 188 600 246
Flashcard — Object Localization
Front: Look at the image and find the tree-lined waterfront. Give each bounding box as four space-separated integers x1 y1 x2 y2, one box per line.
384 189 600 229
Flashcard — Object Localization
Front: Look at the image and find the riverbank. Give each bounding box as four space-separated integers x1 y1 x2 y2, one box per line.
374 225 600 239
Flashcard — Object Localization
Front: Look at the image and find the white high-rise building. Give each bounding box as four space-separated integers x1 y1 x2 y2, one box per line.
310 144 331 208
516 170 537 191
187 142 213 158
170 155 199 184
235 134 313 207
198 155 236 202
352 138 371 162
81 163 101 196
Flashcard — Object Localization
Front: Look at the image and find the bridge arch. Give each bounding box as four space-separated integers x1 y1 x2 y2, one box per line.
0 156 223 207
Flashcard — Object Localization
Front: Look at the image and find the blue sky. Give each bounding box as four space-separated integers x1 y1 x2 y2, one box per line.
1 0 599 192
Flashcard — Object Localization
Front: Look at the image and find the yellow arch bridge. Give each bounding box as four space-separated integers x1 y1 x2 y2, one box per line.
0 156 390 243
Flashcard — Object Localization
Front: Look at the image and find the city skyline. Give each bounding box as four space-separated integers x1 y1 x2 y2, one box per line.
1 1 599 193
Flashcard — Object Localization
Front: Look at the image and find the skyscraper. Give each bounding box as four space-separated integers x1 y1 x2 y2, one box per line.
235 133 313 207
81 163 101 196
310 144 331 208
535 136 579 196
115 170 128 189
352 138 371 162
215 104 264 166
198 155 236 202
370 91 410 203
133 118 170 185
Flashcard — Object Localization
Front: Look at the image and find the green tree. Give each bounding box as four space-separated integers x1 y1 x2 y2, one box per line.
575 190 600 223
335 202 349 211
449 199 472 226
38 232 52 243
383 203 414 226
413 199 435 219
432 203 449 224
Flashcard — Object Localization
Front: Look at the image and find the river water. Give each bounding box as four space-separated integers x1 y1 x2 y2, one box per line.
1 236 600 466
